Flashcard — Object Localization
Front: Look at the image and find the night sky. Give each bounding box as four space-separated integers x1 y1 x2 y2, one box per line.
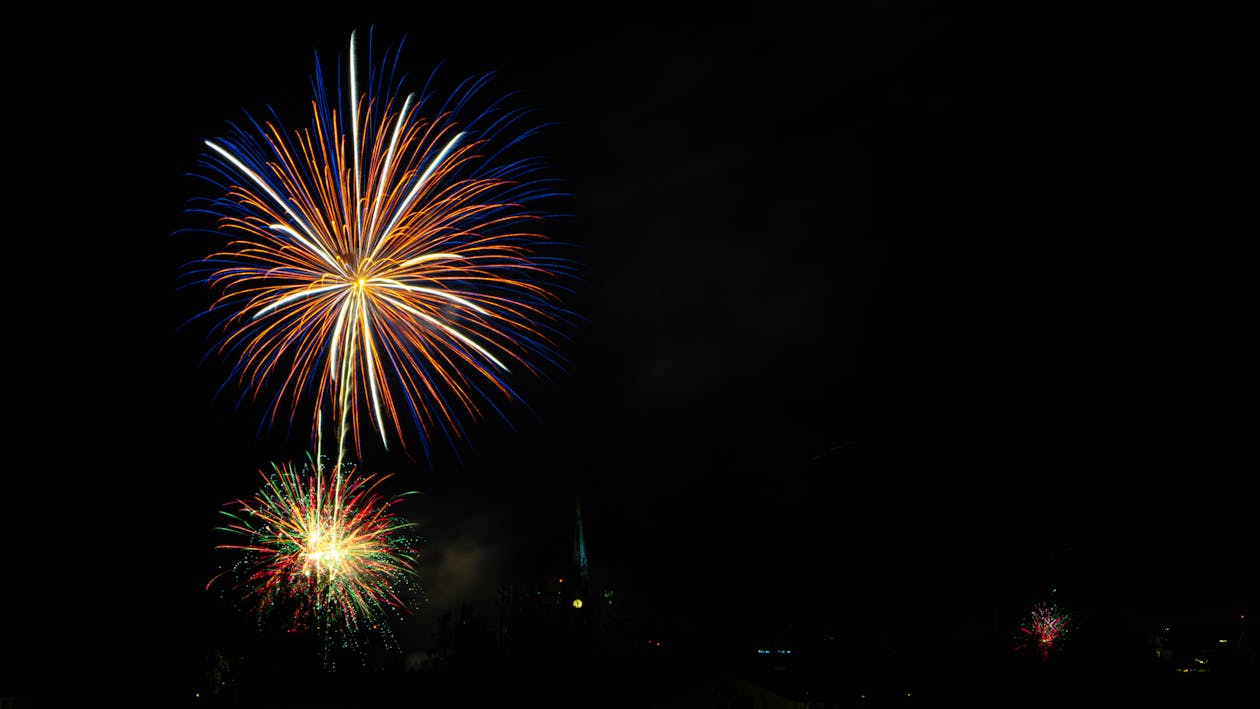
8 2 1255 705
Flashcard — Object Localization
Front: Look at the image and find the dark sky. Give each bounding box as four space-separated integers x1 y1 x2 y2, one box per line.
8 2 1255 703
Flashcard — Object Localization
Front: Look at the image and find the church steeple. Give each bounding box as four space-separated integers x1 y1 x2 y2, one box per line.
573 497 589 581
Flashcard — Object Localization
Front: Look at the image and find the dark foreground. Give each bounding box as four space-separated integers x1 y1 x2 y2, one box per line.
4 604 1254 708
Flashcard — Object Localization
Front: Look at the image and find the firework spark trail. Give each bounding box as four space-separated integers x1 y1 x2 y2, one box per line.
207 451 422 655
181 28 581 463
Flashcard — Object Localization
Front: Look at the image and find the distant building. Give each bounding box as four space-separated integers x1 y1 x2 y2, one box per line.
495 498 637 665
1154 613 1256 675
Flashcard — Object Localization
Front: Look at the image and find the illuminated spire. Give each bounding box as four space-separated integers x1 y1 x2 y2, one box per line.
574 498 588 580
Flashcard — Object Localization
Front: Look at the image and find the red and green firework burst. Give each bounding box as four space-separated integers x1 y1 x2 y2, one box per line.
207 453 422 657
1015 601 1072 661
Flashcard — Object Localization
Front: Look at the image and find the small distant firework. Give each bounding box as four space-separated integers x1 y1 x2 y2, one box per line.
207 453 422 659
180 28 580 461
1015 601 1072 661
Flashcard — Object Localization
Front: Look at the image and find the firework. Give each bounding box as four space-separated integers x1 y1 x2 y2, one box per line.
181 28 580 461
1015 601 1072 661
207 453 422 657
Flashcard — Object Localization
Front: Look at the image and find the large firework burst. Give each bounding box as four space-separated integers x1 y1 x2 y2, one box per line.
180 28 580 461
207 452 422 658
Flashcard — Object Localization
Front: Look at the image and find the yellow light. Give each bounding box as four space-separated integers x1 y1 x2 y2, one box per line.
572 598 583 609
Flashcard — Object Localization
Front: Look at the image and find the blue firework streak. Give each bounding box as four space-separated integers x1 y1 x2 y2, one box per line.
179 28 582 463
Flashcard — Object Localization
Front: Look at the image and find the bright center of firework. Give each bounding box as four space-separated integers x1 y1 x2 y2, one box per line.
304 545 343 575
303 528 346 576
